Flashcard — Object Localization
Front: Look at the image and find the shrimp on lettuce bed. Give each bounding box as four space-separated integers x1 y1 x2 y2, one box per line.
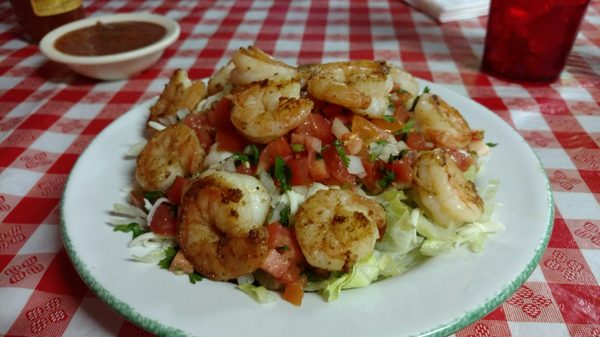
112 46 503 306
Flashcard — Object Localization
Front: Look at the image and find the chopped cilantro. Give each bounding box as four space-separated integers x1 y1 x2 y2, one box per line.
234 144 260 166
486 142 498 148
383 115 396 123
377 169 396 188
158 246 177 269
233 152 250 166
188 272 204 284
396 119 415 136
333 139 350 167
144 191 165 204
113 222 147 239
277 245 290 251
279 203 291 226
423 86 431 94
245 144 260 165
291 143 305 152
273 156 291 192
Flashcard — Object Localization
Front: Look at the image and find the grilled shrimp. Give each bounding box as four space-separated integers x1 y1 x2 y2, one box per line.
414 149 484 227
230 80 313 144
207 61 235 95
414 93 472 149
149 69 207 128
135 123 205 192
307 60 393 118
387 63 419 110
230 46 298 85
178 171 271 281
294 189 386 272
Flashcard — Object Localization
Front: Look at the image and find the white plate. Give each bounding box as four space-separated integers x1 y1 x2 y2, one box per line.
61 80 553 337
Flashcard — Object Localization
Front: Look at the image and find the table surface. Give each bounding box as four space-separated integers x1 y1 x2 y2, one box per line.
1 1 599 336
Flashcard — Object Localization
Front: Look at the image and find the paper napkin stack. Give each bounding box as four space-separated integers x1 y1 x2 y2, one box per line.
403 0 490 23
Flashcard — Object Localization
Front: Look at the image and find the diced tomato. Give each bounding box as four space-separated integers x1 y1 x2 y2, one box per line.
206 97 233 129
257 137 293 172
341 132 363 155
351 115 391 145
129 190 145 209
447 148 475 171
263 223 305 288
266 223 304 263
287 156 313 186
169 251 194 274
235 163 255 176
319 102 352 124
215 128 247 152
308 157 330 181
406 131 432 150
165 176 187 204
370 117 403 133
392 101 411 123
361 158 383 193
291 133 322 153
261 249 290 278
182 113 213 151
282 275 307 306
385 158 414 185
294 114 335 144
321 145 356 187
149 203 178 236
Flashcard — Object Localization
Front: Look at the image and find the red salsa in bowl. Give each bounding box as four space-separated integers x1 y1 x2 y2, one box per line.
39 13 180 80
54 21 167 56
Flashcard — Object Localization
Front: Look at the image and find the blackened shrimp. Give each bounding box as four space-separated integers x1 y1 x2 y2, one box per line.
307 60 393 118
149 69 206 128
207 61 235 95
414 149 484 227
230 79 313 144
178 171 271 281
135 123 205 192
414 93 472 149
229 46 298 85
294 189 386 272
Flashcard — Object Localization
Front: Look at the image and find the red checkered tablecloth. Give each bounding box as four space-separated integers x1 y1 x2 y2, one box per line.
1 1 599 336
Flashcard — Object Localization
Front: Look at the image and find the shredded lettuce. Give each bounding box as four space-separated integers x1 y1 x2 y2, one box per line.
305 250 426 302
304 181 503 302
237 284 278 304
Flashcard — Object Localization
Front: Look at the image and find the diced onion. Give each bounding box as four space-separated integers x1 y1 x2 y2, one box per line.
113 203 147 218
331 118 350 139
148 121 167 131
128 231 173 248
347 155 366 178
176 108 190 121
146 197 174 230
125 140 147 157
204 143 234 167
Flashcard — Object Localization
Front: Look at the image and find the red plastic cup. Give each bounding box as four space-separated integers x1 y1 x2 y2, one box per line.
482 0 591 83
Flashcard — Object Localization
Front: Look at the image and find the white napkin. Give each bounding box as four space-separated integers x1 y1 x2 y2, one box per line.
403 0 490 23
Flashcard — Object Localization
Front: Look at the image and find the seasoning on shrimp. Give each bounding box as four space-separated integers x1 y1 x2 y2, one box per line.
135 123 205 192
116 45 502 306
178 171 271 281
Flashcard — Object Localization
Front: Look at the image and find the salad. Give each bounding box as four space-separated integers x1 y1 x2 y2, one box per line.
111 46 503 306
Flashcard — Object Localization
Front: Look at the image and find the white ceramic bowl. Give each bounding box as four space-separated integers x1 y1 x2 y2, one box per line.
40 13 180 80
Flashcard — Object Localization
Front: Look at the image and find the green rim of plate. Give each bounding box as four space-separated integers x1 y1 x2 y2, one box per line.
60 96 555 337
414 150 554 337
59 109 187 337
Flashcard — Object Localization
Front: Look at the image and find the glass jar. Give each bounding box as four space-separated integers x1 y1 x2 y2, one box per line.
10 0 85 43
